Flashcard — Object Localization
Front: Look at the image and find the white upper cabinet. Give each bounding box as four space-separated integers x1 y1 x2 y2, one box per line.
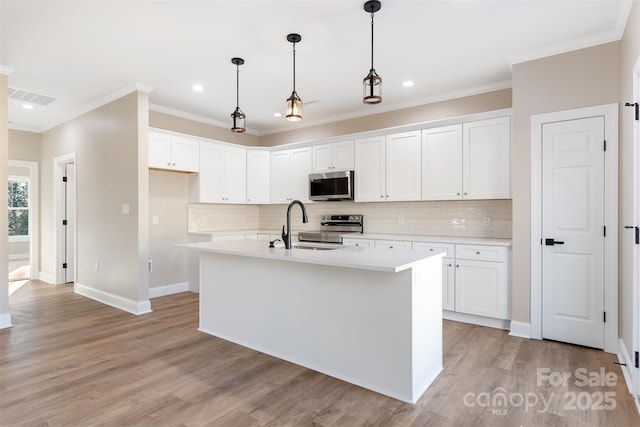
246 150 270 204
312 140 354 173
270 147 312 204
385 131 422 202
148 131 199 173
190 142 246 204
421 124 463 200
462 117 511 199
354 135 386 202
355 131 421 202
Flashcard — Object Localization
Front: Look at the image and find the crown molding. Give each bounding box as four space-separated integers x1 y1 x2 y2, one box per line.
8 122 41 133
149 103 261 136
0 65 15 76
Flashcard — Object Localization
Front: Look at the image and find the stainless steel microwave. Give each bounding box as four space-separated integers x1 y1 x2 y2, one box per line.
309 171 354 201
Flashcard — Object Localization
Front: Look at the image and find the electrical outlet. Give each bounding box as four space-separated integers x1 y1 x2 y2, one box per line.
152 215 159 225
483 216 492 226
121 204 130 215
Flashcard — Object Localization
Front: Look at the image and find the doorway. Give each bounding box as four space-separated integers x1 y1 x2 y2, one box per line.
54 153 76 285
531 103 618 354
7 160 38 294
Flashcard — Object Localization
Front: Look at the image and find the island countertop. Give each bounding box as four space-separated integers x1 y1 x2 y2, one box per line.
186 240 445 273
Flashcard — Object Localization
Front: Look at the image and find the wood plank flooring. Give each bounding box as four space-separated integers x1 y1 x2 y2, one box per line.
1 280 639 426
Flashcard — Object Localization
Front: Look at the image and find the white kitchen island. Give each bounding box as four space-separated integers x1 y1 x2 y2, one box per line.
188 240 444 404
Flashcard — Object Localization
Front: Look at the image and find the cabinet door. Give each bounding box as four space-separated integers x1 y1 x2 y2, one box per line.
385 131 422 201
223 146 246 203
270 151 291 204
247 151 270 204
442 257 455 311
462 117 510 199
332 140 354 171
422 125 463 200
312 144 333 172
171 135 200 172
197 143 224 202
149 132 172 169
290 147 312 202
455 259 508 319
354 136 385 202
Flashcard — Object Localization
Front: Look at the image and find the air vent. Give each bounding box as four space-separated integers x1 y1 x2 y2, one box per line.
8 87 56 106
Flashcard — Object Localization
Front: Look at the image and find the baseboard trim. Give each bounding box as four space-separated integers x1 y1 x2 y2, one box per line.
74 283 152 315
618 337 635 395
38 271 55 284
443 310 510 330
509 320 531 339
0 312 12 329
148 282 189 299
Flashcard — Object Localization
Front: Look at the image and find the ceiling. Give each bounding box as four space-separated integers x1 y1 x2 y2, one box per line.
0 0 633 136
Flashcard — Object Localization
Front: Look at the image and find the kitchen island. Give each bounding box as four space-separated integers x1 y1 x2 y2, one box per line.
188 239 444 404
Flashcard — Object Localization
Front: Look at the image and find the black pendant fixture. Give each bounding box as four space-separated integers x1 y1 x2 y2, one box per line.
363 0 382 104
286 33 303 121
230 57 246 133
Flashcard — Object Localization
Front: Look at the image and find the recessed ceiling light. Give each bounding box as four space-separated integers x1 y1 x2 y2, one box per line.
402 80 414 88
273 112 282 118
192 84 204 93
22 104 34 110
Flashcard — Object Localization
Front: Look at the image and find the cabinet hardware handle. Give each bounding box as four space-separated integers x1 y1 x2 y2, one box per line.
429 248 434 251
456 264 459 268
448 263 452 267
476 251 480 255
457 192 460 196
464 192 467 195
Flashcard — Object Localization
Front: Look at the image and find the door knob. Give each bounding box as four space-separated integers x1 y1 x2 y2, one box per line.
624 225 639 244
545 238 565 246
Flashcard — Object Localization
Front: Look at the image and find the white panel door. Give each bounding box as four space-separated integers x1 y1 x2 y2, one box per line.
355 136 385 202
462 117 510 199
422 125 463 200
148 132 171 169
385 131 422 201
455 259 508 319
542 116 605 349
171 136 199 172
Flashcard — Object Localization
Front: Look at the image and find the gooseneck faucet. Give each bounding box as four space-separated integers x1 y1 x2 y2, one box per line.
282 200 308 249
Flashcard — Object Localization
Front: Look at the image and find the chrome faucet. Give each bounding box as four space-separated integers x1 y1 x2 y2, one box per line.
282 200 308 249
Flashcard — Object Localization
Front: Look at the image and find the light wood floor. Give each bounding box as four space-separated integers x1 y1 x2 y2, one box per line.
1 281 639 426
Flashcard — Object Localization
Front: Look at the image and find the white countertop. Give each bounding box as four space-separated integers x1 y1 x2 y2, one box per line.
186 239 445 273
188 229 511 247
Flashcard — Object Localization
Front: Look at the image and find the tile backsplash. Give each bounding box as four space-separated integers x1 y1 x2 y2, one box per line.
189 199 511 239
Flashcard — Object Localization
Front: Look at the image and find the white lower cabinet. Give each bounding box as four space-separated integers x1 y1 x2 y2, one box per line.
442 258 455 311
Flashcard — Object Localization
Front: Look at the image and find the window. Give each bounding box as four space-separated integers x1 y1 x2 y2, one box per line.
8 177 29 241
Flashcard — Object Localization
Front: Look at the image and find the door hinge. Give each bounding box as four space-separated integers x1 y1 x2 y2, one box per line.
635 351 639 368
62 263 67 269
62 176 68 182
625 102 639 121
603 311 606 323
603 140 607 151
603 226 606 237
62 219 67 226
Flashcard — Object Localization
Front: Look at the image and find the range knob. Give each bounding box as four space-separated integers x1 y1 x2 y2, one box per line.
322 216 327 221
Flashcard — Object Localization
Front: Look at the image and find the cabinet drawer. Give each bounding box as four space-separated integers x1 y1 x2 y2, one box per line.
455 244 507 262
412 242 455 257
375 239 412 250
343 238 375 248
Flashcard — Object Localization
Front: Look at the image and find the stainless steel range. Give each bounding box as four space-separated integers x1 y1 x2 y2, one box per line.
298 214 364 245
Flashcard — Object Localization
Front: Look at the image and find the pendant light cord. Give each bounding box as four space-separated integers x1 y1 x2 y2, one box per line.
236 64 240 109
292 41 297 92
370 11 375 71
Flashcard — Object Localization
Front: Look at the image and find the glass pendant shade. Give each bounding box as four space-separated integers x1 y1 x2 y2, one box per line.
231 107 245 132
286 91 302 121
230 57 246 133
363 69 382 104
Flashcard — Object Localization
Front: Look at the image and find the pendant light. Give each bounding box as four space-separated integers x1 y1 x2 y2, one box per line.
363 0 382 104
230 57 246 133
286 33 303 121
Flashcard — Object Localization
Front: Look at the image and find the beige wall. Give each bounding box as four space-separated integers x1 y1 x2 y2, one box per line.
260 89 512 147
148 169 189 289
8 129 40 161
511 42 622 323
40 91 149 304
150 110 260 147
619 0 640 361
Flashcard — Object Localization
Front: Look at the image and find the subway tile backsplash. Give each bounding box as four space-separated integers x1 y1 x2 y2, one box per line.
189 199 512 239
